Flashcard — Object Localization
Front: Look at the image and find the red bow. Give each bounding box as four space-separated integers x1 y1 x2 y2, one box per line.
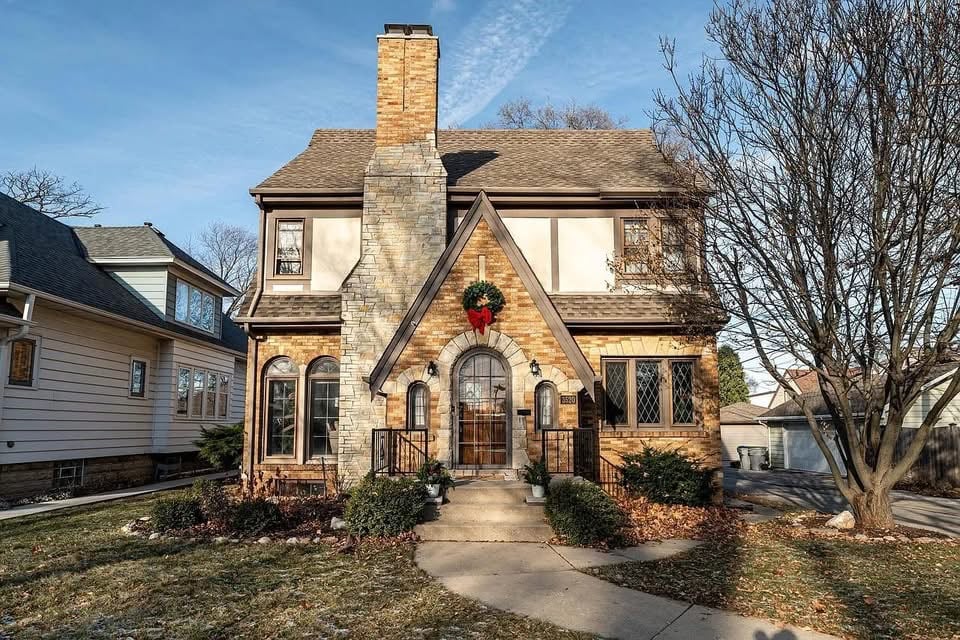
467 306 493 334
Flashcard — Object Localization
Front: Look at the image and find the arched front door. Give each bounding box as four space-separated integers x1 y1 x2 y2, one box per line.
455 350 510 467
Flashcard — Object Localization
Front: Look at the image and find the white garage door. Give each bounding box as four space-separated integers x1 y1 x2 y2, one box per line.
720 424 769 461
784 425 846 473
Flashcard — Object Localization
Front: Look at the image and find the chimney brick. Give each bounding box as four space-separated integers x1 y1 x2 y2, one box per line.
375 28 439 147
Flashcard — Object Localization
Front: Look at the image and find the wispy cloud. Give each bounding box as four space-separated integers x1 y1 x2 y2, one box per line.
438 0 572 127
431 0 457 14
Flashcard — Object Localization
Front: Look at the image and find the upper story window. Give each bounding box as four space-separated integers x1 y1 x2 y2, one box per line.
621 218 651 275
275 220 304 275
8 338 37 387
661 220 687 273
174 279 216 333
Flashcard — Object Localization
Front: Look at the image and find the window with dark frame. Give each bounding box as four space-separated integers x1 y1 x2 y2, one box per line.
275 220 304 275
621 217 651 275
8 338 36 386
174 278 217 333
129 359 147 397
217 373 230 418
191 370 205 418
602 358 697 428
308 357 339 457
407 381 430 431
265 357 298 457
661 220 687 273
176 367 190 415
534 381 557 431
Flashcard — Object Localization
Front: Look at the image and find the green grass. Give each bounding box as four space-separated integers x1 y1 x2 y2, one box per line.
589 520 960 640
0 491 594 640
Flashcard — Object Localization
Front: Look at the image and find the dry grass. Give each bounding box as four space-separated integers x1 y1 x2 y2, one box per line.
0 490 595 640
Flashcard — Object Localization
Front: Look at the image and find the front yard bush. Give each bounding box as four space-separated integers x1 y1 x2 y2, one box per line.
191 478 231 524
228 497 282 535
344 474 427 536
621 446 713 506
193 423 244 471
152 495 203 531
545 479 623 545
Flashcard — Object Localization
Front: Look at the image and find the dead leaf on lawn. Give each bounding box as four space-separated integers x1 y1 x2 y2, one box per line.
863 595 876 606
811 599 827 613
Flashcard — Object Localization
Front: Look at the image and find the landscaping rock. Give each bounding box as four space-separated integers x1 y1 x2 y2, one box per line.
825 510 855 529
256 536 271 544
148 533 161 540
917 537 938 544
213 536 229 544
882 535 897 541
311 537 322 544
285 537 300 544
330 517 347 531
854 533 869 540
137 516 151 522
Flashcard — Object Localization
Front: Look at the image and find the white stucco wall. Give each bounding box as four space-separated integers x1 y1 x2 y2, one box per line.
311 217 361 291
503 218 552 289
557 218 614 292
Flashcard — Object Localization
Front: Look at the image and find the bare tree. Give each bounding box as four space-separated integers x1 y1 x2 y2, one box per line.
638 0 960 528
192 221 258 315
491 97 627 129
1 167 104 218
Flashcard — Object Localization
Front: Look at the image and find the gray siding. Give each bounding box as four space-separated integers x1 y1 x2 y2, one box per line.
768 425 785 469
106 266 168 317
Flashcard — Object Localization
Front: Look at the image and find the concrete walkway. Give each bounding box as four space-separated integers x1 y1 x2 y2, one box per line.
417 541 840 640
0 471 233 521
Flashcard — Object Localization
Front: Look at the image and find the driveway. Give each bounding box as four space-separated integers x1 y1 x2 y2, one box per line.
724 468 960 537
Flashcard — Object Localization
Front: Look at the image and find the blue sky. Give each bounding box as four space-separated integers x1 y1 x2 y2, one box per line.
2 0 715 241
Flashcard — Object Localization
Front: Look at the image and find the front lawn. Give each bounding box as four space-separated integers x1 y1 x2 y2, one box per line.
589 517 960 640
0 491 594 639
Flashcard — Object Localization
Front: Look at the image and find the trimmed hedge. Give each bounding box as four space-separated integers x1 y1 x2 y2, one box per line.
344 474 427 536
544 479 622 545
152 495 203 532
620 446 713 506
228 498 282 535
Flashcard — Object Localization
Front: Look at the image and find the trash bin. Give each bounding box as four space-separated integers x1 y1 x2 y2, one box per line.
737 446 751 469
748 446 768 471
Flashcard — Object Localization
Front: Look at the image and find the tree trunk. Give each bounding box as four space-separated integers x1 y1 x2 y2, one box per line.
848 487 896 530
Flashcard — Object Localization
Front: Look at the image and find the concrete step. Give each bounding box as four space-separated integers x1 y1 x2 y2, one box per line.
414 522 554 542
447 481 531 505
436 503 546 524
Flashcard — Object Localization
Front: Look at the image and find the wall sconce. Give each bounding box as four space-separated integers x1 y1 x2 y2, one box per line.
529 359 542 377
426 361 439 377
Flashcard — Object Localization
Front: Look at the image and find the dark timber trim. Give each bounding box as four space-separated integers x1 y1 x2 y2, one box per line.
368 191 598 400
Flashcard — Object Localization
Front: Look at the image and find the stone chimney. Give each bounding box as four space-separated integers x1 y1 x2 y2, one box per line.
375 24 439 147
337 24 448 480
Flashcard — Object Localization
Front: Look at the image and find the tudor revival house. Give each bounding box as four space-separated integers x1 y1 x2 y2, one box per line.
238 24 724 495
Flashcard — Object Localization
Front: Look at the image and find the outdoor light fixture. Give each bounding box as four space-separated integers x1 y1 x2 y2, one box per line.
426 361 438 377
529 359 542 377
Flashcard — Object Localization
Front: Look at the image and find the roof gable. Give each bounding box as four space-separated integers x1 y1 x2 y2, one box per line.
368 192 597 398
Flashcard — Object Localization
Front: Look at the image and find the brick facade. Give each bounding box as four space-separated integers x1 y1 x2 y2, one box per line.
374 32 439 148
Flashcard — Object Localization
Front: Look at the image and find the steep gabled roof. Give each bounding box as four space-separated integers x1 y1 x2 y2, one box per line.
368 192 598 399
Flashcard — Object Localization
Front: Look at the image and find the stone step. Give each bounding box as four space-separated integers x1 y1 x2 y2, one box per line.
447 484 531 505
414 522 554 542
436 503 546 524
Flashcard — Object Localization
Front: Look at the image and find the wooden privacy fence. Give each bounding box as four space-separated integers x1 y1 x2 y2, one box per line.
895 425 960 487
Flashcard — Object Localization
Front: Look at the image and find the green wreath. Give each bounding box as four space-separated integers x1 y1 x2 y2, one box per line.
462 281 505 313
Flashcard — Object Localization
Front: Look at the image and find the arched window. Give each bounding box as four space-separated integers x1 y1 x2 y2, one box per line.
264 357 297 456
308 357 339 457
407 381 430 431
535 381 557 431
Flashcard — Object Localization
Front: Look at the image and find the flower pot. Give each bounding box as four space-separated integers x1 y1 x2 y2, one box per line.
425 484 442 499
531 485 546 499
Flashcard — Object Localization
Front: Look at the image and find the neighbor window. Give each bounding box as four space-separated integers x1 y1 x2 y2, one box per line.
52 459 84 490
308 357 339 457
265 357 297 457
191 370 205 418
217 374 230 418
8 338 36 386
129 358 148 397
205 371 217 418
602 358 697 428
406 381 429 431
661 220 687 273
535 382 557 431
176 367 191 415
174 279 216 333
621 218 651 275
176 366 230 419
275 220 304 275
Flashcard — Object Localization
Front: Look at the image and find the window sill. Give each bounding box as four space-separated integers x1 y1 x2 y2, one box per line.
5 382 36 390
600 427 704 438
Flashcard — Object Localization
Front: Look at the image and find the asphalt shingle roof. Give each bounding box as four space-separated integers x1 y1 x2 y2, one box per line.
255 129 681 192
720 402 768 424
0 193 247 353
237 293 342 321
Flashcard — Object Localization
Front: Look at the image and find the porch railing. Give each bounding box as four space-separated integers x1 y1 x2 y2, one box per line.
541 428 598 482
598 455 626 498
371 428 428 477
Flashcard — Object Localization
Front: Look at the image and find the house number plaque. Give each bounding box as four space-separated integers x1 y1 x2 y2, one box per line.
560 394 577 405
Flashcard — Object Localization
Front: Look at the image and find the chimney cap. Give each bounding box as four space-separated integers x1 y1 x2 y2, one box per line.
384 24 433 36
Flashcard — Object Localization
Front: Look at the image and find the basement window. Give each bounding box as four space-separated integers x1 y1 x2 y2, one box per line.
52 459 84 490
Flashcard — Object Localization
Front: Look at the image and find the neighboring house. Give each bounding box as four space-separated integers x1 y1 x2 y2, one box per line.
0 194 248 499
719 402 768 462
236 24 726 496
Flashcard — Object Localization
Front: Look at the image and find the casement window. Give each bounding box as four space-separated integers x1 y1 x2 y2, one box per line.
621 218 652 275
275 220 304 275
52 459 84 490
174 279 216 333
308 357 339 457
406 381 430 431
175 366 231 419
8 338 37 386
129 358 148 398
661 220 687 273
602 358 697 428
265 357 298 457
535 381 558 431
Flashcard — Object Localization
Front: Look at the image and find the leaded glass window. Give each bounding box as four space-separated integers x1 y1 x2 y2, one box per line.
602 358 698 428
604 360 628 426
635 361 662 424
671 361 695 424
622 218 650 275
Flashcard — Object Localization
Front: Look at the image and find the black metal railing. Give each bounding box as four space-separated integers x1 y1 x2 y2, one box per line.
371 428 428 476
598 455 625 498
541 428 598 482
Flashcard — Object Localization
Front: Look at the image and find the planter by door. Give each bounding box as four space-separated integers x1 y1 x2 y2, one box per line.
531 485 546 498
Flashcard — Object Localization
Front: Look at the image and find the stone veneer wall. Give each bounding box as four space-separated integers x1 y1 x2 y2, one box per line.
337 139 447 481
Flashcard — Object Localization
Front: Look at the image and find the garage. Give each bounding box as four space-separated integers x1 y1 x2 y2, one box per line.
782 423 846 474
720 402 769 462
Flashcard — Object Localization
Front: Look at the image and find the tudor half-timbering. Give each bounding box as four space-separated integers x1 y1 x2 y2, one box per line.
237 24 725 495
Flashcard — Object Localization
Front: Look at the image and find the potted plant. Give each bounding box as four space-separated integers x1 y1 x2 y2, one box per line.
417 459 454 499
522 460 551 498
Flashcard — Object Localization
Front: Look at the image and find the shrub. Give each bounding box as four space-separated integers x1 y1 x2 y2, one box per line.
544 479 622 545
522 459 551 487
279 496 344 529
344 474 427 536
191 479 231 524
228 498 282 535
620 446 713 507
416 459 454 491
152 495 203 531
193 423 244 471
